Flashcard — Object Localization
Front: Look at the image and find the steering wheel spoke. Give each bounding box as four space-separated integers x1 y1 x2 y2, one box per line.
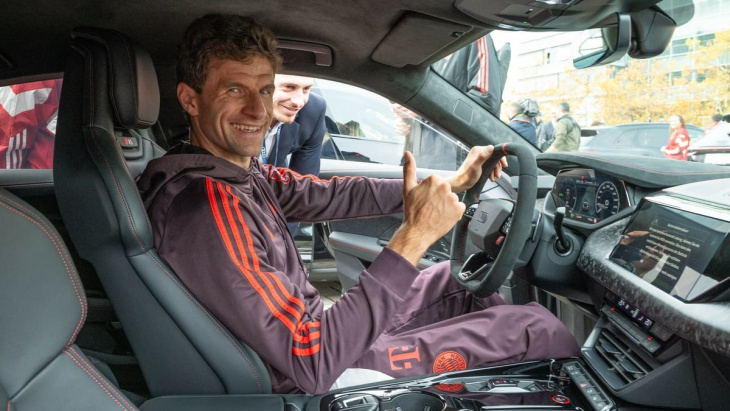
468 198 514 258
459 252 494 282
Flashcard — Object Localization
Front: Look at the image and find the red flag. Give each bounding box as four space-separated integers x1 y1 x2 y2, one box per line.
0 79 62 169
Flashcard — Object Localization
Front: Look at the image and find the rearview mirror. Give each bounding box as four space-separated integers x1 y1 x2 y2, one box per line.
573 13 631 69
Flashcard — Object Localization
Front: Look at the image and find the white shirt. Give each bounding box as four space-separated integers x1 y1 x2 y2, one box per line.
262 122 282 163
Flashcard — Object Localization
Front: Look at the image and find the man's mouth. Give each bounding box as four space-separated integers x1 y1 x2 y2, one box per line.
279 105 300 115
232 124 262 132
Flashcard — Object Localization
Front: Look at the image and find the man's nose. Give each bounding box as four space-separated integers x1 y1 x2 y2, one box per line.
290 90 305 107
243 93 269 120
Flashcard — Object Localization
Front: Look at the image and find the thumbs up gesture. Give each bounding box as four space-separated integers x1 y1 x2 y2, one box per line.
389 152 465 266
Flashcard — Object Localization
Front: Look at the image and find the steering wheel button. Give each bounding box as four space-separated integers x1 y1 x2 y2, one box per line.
477 211 488 223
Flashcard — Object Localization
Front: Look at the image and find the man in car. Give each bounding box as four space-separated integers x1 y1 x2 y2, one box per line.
545 102 580 152
263 74 326 176
137 13 580 395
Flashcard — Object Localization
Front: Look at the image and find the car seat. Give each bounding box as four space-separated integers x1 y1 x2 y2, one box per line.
0 187 140 410
53 27 270 397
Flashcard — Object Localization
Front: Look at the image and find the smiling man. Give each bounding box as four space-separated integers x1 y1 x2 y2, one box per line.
262 74 327 176
137 13 579 395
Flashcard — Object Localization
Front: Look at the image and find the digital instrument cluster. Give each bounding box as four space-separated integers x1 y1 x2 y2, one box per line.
552 168 629 224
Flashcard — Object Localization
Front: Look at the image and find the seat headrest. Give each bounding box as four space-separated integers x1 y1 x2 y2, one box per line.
72 27 160 129
0 188 86 395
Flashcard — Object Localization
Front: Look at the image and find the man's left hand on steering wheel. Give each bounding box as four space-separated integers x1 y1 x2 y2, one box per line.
449 143 537 297
446 146 509 193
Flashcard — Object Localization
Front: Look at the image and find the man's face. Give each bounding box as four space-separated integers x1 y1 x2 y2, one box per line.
272 75 314 125
181 57 275 168
550 107 561 121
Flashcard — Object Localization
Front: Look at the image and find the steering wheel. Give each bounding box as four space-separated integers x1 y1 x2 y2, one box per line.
450 143 537 297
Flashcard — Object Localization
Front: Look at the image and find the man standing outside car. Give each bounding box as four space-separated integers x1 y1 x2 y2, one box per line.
137 13 580 395
263 74 326 176
545 102 580 152
506 101 537 147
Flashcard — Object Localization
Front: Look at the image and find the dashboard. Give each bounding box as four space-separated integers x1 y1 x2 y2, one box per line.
551 168 630 224
576 179 730 353
533 153 730 409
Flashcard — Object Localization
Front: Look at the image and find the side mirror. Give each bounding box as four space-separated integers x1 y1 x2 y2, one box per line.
572 13 631 69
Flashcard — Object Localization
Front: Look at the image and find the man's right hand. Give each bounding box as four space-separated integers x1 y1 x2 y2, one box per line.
388 152 466 266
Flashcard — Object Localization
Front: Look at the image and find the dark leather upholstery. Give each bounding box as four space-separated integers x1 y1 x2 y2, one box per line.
0 188 138 410
53 27 271 397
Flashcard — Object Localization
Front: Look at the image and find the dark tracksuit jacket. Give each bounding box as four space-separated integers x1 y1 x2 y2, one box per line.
138 143 413 393
137 143 580 394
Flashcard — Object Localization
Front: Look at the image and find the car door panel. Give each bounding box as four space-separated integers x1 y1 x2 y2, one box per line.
317 159 453 290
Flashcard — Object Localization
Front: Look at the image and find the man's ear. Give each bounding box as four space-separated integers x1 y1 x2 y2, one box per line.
177 82 200 116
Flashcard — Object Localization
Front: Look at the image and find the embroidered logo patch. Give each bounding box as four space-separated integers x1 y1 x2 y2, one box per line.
432 351 466 393
432 350 466 373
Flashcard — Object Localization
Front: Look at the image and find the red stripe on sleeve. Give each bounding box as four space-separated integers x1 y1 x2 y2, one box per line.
206 179 320 354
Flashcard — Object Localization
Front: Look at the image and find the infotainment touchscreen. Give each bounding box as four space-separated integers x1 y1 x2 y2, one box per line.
610 200 730 301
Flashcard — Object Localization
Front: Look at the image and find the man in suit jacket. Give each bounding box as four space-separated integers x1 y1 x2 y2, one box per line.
262 75 326 176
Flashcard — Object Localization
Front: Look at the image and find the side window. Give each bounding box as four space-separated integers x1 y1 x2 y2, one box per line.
0 78 62 169
313 78 468 171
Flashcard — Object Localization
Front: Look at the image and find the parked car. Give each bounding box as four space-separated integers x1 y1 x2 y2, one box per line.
579 122 704 157
688 122 730 165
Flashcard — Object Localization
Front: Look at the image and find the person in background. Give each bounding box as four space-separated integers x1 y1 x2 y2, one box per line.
535 112 554 151
432 35 509 116
0 79 62 169
545 102 580 152
661 114 690 160
506 101 537 147
263 74 326 176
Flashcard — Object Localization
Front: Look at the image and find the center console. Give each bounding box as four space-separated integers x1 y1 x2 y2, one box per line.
317 360 613 411
575 184 730 411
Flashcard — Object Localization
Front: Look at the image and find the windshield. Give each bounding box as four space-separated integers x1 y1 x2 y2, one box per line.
435 0 730 165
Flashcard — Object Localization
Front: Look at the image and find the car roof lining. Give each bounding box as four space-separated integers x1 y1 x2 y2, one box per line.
0 0 664 152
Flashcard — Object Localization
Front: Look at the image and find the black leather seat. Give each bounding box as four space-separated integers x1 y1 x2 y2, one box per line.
53 27 270 397
0 188 140 410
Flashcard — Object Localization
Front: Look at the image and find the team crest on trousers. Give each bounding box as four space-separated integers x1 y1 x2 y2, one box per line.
433 351 467 393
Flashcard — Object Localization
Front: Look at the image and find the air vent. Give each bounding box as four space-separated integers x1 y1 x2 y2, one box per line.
595 329 652 385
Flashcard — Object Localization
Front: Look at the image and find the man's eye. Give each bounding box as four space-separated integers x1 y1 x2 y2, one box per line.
228 88 241 93
260 89 272 95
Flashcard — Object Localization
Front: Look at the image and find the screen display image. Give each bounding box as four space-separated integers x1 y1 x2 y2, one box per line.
610 201 730 301
552 169 628 224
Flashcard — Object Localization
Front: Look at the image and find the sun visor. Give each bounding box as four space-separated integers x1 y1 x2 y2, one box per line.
371 13 473 68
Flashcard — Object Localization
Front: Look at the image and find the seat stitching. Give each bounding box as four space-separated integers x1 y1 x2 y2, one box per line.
68 347 136 410
0 197 86 346
143 249 264 393
79 41 263 393
63 349 131 410
84 45 148 255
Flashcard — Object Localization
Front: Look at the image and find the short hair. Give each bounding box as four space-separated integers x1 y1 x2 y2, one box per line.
556 102 570 113
177 14 283 93
723 114 730 123
712 113 723 122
